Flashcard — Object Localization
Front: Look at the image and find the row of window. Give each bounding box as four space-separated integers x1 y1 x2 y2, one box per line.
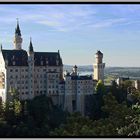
48 85 58 88
22 90 61 95
10 69 28 72
48 90 59 94
67 81 92 84
10 81 28 84
35 86 47 88
9 68 59 73
10 75 28 79
9 74 56 79
9 74 59 79
10 80 53 85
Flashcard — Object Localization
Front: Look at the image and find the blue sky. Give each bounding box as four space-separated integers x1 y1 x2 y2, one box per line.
0 4 140 67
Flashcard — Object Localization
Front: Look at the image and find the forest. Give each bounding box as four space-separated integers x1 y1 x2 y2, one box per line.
0 80 139 137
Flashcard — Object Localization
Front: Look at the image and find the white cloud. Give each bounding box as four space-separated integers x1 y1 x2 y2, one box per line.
0 5 139 33
89 18 127 29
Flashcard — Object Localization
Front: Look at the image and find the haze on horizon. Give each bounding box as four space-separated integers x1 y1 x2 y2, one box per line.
0 4 140 67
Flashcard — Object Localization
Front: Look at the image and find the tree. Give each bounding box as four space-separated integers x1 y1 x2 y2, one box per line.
50 112 94 136
122 80 132 90
4 88 22 124
95 80 106 95
94 80 107 119
117 103 140 136
50 93 135 136
26 95 68 133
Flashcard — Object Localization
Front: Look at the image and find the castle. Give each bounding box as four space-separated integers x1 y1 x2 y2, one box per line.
0 21 105 116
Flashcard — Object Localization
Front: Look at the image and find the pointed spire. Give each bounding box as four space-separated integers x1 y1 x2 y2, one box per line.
15 18 21 36
58 50 60 57
29 37 34 52
0 44 2 51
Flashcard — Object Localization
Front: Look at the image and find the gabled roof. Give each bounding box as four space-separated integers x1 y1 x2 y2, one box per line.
2 49 28 66
34 52 63 66
1 49 63 67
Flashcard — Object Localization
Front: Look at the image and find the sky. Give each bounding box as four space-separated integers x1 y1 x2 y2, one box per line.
0 4 140 67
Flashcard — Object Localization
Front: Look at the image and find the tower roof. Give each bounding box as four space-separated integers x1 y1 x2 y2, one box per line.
29 38 34 52
96 50 103 55
73 65 77 68
15 19 21 36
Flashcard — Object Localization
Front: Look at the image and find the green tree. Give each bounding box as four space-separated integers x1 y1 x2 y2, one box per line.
26 95 68 134
50 112 94 136
4 88 22 124
51 93 135 136
95 80 106 95
117 103 140 136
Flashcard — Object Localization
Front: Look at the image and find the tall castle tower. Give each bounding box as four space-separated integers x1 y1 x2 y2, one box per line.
13 19 23 50
28 38 35 99
93 50 105 82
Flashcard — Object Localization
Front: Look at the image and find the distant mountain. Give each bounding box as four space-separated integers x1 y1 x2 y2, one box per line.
64 65 93 72
64 65 140 79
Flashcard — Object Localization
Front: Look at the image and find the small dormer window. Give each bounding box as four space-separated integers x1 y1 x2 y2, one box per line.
46 58 48 65
56 60 59 66
41 61 43 66
13 61 15 65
